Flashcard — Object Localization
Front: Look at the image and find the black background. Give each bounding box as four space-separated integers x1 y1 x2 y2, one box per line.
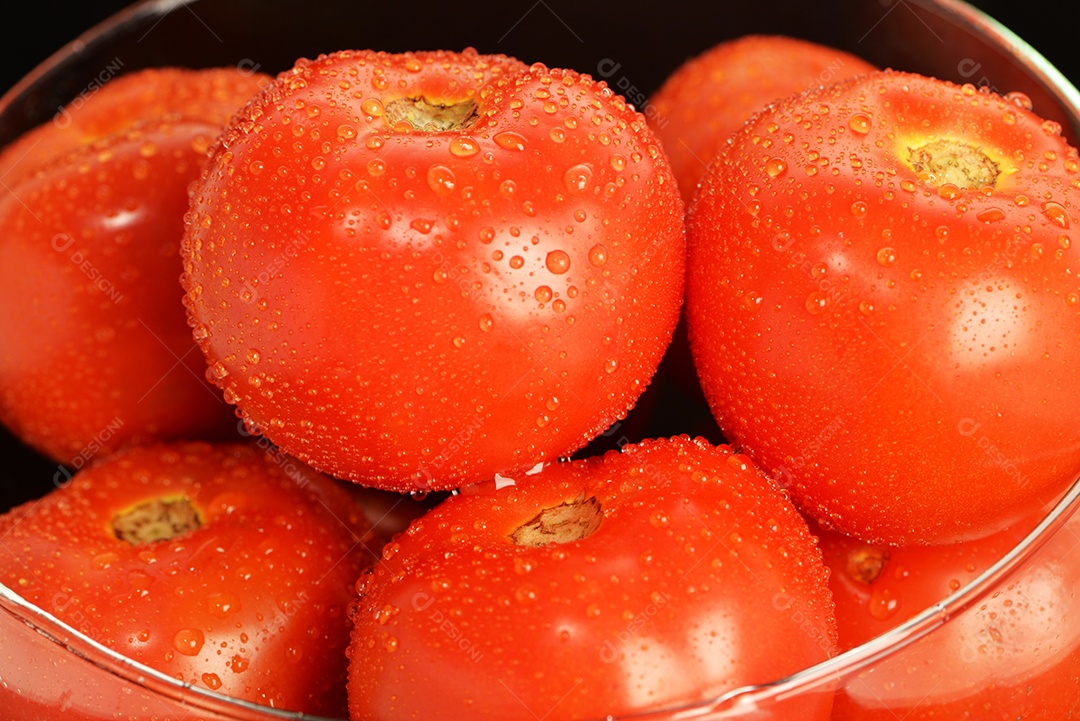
0 0 1073 507
0 1 1074 103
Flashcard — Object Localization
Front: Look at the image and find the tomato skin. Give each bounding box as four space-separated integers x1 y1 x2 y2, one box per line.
687 71 1080 544
0 68 267 463
181 49 686 492
0 122 239 462
818 519 1036 651
822 508 1080 720
347 436 836 721
649 35 876 203
0 68 268 191
0 442 378 716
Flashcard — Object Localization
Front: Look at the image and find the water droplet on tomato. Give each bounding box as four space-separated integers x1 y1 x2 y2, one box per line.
535 285 553 303
201 673 222 690
765 157 788 178
337 124 358 140
564 164 593 194
1042 201 1070 228
493 131 527 151
848 113 872 134
604 358 618 374
361 98 384 117
588 244 608 267
410 219 435 234
449 136 480 157
850 200 868 218
546 250 571 274
479 314 495 332
876 247 897 267
173 628 205 656
976 207 1006 223
427 164 457 196
805 291 829 315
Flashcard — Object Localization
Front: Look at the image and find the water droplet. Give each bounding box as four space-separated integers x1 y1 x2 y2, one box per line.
361 98 384 117
366 159 386 176
859 300 875 315
366 135 385 150
588 244 608 267
868 587 900 621
509 255 525 269
765 157 788 178
649 511 669 528
604 358 618 374
877 247 897 267
493 131 527 151
479 227 495 244
449 136 480 157
1005 91 1033 110
976 207 1006 223
337 124 358 141
850 200 868 218
410 218 435 234
610 154 627 171
427 165 457 196
848 113 872 134
499 179 516 198
404 58 423 73
900 179 918 192
564 164 593 195
201 673 222 690
479 314 495 332
938 183 962 200
173 629 205 657
535 285 553 303
1066 292 1079 307
376 212 393 230
546 250 571 274
1042 201 1071 228
805 291 829 315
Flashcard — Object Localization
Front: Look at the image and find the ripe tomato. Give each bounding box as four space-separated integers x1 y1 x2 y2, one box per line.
347 436 837 721
0 442 378 716
0 68 267 464
0 68 268 190
818 518 1035 651
649 35 876 203
687 70 1080 544
181 49 686 492
824 506 1080 720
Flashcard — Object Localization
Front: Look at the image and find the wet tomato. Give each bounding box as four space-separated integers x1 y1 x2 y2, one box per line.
181 49 686 492
821 508 1080 720
0 442 378 716
0 68 267 464
687 70 1080 544
649 35 876 203
347 436 837 721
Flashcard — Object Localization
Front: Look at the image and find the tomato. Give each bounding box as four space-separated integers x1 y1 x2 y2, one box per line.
687 70 1080 545
823 506 1080 720
0 68 267 464
0 68 268 190
0 441 378 716
347 436 837 721
818 517 1037 650
649 35 876 203
181 49 686 492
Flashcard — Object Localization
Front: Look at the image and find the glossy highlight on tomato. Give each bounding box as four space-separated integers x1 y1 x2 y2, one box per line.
347 435 837 721
687 70 1080 545
182 49 686 492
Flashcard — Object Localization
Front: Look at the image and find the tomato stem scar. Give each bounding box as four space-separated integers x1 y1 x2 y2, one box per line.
906 139 999 189
384 97 479 132
511 494 603 546
112 496 202 545
845 545 889 584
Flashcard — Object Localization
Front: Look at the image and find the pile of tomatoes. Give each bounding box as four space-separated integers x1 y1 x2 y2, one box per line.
2 31 1079 721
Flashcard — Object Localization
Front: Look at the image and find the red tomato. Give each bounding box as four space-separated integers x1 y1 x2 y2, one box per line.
0 68 267 463
181 49 686 492
649 35 876 203
818 517 1036 650
823 506 1080 720
687 70 1080 544
0 442 378 716
347 436 837 721
0 68 268 190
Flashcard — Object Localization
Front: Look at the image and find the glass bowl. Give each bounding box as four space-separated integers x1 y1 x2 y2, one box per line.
2 1 1079 719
